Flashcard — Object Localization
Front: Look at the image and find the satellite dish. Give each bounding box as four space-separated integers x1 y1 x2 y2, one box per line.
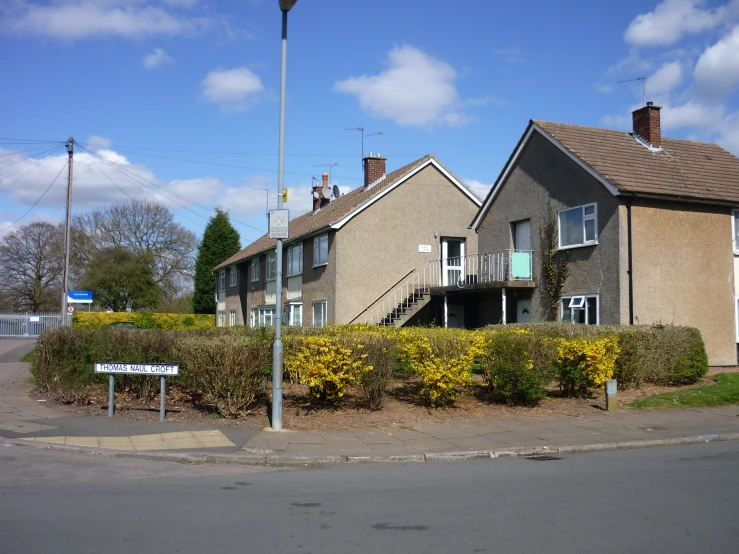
332 185 341 199
322 187 331 200
312 190 320 199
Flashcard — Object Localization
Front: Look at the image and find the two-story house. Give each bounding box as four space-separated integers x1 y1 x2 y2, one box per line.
468 102 739 366
213 154 482 329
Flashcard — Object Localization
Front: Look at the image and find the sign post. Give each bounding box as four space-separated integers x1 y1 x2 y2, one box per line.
268 209 289 239
95 362 179 421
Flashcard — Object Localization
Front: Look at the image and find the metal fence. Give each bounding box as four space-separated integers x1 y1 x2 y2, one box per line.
0 312 65 338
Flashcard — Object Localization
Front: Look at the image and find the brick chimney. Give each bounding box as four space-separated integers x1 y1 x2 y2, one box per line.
312 172 330 212
363 154 386 188
632 101 662 148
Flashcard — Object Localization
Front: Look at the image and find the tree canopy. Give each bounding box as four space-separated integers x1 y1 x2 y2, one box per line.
193 208 241 314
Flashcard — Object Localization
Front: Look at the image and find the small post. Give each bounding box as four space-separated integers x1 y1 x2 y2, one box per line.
502 287 507 324
160 375 166 421
606 379 618 411
108 374 115 417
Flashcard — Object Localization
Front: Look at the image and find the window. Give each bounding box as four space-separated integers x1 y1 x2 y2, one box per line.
287 244 303 276
266 252 277 281
229 266 237 287
218 310 226 327
313 300 327 327
313 234 328 266
560 295 599 325
287 303 302 326
219 271 226 291
733 210 739 254
558 203 598 248
229 309 236 327
250 259 259 282
251 307 276 328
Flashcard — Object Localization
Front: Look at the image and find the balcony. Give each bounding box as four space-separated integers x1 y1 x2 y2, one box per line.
430 250 534 288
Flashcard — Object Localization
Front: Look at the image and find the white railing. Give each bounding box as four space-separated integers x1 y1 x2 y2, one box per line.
357 250 533 325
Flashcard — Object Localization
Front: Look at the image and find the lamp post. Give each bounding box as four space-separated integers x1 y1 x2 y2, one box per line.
272 0 297 430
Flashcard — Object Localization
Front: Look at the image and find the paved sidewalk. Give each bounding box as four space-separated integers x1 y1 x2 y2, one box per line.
1 340 738 464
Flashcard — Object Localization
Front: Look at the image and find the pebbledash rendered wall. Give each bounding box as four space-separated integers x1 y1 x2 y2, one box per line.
333 164 480 324
626 199 736 366
476 131 623 325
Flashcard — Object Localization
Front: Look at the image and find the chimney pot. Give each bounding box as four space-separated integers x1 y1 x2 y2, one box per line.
632 101 662 148
322 172 329 187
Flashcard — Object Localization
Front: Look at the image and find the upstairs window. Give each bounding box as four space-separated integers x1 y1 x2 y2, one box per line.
250 259 259 282
219 271 226 291
314 234 328 266
558 203 597 248
266 252 277 281
229 266 237 287
733 210 739 254
287 244 303 276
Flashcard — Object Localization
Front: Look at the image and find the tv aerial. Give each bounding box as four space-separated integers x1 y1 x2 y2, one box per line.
616 77 647 106
366 131 385 158
344 127 364 170
313 162 339 183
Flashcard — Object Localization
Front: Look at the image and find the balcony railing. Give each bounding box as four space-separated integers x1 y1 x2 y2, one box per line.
355 250 533 325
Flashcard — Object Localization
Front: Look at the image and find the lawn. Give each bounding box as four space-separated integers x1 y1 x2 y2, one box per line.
628 373 739 409
20 350 34 363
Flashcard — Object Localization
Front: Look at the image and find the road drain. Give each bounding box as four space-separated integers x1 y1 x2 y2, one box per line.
524 455 562 461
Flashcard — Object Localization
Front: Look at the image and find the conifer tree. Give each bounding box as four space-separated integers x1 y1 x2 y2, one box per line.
193 209 240 314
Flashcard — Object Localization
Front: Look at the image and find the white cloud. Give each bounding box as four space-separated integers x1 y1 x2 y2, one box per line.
648 60 683 94
660 100 726 129
493 47 525 63
0 210 61 239
201 67 264 110
2 0 215 40
694 26 739 98
0 147 222 210
334 45 472 128
624 0 737 47
464 179 493 199
143 47 174 68
86 135 112 151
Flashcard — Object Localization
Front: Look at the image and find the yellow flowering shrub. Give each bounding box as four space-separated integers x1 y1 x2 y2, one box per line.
286 336 369 404
398 328 483 407
72 312 214 330
556 337 620 396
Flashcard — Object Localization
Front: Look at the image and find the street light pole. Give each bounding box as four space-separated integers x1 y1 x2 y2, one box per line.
272 0 296 430
61 137 74 327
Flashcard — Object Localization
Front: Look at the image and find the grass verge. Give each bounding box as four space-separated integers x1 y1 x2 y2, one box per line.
20 350 34 363
628 373 739 409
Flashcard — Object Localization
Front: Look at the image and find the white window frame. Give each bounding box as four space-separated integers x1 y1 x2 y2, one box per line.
250 259 259 282
558 203 598 249
219 271 226 291
560 294 599 325
251 306 276 328
229 266 237 287
266 252 277 281
218 310 226 327
312 300 327 327
313 234 328 267
250 308 257 328
735 296 739 342
287 244 303 276
229 309 236 327
287 303 303 326
732 209 739 254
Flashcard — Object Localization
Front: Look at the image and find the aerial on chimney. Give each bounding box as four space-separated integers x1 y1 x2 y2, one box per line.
632 101 662 148
312 172 331 213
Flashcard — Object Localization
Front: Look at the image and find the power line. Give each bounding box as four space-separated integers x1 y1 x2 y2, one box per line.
0 137 64 144
1 160 67 232
0 146 63 189
0 145 63 172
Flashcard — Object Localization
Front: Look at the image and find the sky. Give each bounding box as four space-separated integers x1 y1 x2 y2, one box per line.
1 0 739 248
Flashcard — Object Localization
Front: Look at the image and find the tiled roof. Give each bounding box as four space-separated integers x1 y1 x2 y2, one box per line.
535 120 739 203
214 154 473 271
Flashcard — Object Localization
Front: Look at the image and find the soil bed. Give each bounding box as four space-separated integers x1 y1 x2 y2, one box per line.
31 374 719 431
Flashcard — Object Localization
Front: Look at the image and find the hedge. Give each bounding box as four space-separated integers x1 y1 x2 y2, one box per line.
30 322 709 414
72 311 215 330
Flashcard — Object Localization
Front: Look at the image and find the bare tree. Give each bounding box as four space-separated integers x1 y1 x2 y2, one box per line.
74 199 198 299
0 222 64 312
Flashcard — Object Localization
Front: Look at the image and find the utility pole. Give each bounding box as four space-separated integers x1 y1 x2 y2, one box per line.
61 137 74 327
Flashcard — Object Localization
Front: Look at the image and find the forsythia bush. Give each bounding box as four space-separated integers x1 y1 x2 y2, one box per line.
288 336 369 404
555 337 620 396
399 328 483 407
73 312 214 330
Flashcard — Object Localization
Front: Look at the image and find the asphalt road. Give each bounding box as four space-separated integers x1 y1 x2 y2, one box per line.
1 442 737 553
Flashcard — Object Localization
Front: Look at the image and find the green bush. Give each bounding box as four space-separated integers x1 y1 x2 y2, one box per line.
178 335 271 418
479 332 555 405
72 311 214 330
354 332 397 410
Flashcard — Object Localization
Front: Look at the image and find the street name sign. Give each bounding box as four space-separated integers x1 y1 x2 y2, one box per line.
95 362 179 375
269 209 289 239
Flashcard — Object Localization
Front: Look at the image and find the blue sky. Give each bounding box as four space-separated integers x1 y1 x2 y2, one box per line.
1 0 738 247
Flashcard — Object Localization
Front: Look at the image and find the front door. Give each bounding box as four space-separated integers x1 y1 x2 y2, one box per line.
447 304 464 328
442 239 465 286
514 220 531 251
517 299 532 323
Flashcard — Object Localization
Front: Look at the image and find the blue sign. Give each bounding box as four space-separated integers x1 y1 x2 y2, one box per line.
67 290 93 304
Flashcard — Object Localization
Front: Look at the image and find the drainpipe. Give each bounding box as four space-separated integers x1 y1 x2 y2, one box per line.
627 194 635 325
